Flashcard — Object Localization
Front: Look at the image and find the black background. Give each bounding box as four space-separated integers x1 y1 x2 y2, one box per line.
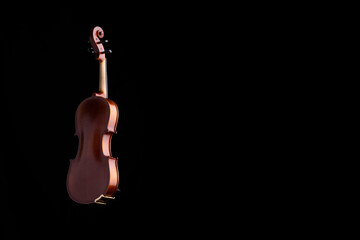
0 4 327 236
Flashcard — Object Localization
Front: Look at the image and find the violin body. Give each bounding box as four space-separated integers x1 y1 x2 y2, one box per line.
67 94 119 204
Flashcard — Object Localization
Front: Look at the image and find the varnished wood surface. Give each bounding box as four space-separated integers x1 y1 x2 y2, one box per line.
67 95 119 204
89 26 106 62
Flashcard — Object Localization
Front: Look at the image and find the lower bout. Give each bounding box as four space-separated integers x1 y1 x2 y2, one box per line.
104 157 119 197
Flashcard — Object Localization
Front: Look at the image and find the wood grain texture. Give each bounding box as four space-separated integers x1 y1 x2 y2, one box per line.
66 95 119 204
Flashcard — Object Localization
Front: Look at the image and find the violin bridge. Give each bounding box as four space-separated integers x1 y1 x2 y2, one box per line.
94 194 115 205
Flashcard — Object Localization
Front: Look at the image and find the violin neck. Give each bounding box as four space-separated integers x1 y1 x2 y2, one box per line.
99 59 108 98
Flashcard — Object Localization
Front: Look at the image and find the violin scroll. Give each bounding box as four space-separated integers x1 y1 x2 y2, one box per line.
89 26 107 62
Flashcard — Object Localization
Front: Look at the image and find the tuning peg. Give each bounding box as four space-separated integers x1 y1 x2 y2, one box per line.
102 40 109 43
87 47 94 54
106 49 112 54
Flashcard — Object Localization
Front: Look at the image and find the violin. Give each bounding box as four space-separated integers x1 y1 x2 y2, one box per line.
67 26 119 205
